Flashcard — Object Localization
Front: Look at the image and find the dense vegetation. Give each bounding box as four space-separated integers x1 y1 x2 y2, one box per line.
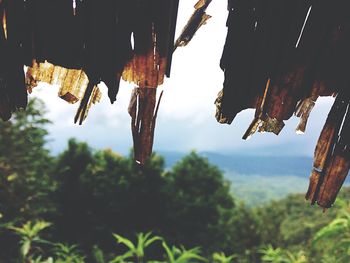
0 99 349 262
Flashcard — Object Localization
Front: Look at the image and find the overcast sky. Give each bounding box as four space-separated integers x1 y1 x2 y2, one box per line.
31 0 333 157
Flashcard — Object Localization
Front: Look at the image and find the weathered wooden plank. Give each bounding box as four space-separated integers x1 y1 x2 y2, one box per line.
306 97 349 207
316 103 350 208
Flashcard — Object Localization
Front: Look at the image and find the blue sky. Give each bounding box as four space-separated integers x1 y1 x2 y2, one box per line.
31 0 334 157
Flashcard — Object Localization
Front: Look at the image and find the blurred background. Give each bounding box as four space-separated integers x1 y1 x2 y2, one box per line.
0 1 348 263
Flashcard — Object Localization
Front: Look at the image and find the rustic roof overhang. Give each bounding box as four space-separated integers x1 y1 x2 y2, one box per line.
0 0 349 209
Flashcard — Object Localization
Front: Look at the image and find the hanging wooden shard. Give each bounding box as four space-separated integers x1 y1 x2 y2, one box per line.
120 0 179 164
0 0 179 165
306 97 349 208
174 0 212 50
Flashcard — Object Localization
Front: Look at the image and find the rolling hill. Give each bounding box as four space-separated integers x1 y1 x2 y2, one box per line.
160 151 343 206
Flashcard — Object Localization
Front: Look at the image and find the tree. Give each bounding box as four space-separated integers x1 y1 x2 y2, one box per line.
52 144 169 255
223 202 260 258
312 199 350 263
0 98 54 262
163 151 236 255
52 139 94 246
0 98 53 221
254 193 338 248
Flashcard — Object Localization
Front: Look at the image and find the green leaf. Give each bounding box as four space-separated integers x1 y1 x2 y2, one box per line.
113 234 136 251
21 239 31 258
144 235 162 248
176 247 207 263
162 242 175 263
212 252 237 263
109 251 134 263
313 218 349 245
92 245 106 263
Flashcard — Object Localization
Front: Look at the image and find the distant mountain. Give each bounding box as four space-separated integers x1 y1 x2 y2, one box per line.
160 151 313 177
159 151 348 206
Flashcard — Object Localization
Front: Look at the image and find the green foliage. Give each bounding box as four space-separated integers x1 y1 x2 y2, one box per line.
0 98 54 222
0 98 55 261
212 252 237 263
260 245 288 263
223 202 260 255
9 221 51 240
52 243 85 263
111 232 162 262
52 138 95 245
7 221 86 263
92 233 208 263
161 241 206 263
92 246 106 263
228 174 309 207
48 147 243 257
31 256 54 263
260 245 307 263
254 193 338 248
8 220 52 261
311 199 350 263
2 98 350 263
164 151 236 254
51 142 169 251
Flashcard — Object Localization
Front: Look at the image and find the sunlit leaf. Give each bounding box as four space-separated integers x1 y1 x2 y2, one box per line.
113 234 136 251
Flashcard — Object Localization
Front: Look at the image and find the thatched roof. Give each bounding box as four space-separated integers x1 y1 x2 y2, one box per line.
0 0 349 208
